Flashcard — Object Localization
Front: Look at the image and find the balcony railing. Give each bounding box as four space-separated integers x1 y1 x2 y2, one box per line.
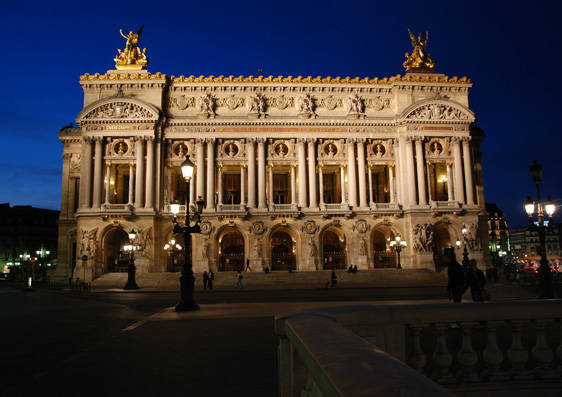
276 300 562 396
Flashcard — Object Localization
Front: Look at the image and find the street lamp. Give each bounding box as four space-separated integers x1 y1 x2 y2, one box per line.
171 157 205 311
390 235 407 269
123 228 139 290
525 160 556 299
164 238 182 272
459 225 470 267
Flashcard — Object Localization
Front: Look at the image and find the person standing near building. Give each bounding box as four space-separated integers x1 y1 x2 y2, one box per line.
331 269 337 287
465 259 486 301
203 271 209 290
207 269 214 290
235 271 244 289
446 251 464 302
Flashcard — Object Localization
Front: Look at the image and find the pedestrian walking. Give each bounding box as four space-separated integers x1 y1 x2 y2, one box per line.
245 259 252 272
331 269 337 287
207 269 214 290
446 251 464 302
235 271 244 289
203 271 209 290
465 259 488 302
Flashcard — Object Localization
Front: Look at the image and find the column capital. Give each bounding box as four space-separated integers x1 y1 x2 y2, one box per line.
404 136 415 144
346 137 356 144
414 136 425 143
297 137 307 144
257 137 267 145
356 137 366 145
94 136 104 144
196 137 206 145
461 136 472 143
451 136 462 144
206 137 216 144
306 137 317 144
83 136 95 144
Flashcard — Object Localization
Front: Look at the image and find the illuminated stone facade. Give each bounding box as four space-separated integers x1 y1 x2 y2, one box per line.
55 69 488 282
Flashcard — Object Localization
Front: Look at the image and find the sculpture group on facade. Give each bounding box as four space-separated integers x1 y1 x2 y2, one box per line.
114 26 149 69
403 29 435 72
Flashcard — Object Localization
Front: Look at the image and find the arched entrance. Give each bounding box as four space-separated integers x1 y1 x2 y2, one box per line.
104 228 130 273
219 230 244 272
433 224 454 270
270 230 295 271
372 228 396 268
322 227 347 269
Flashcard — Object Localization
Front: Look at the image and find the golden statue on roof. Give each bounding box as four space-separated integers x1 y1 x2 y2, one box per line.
403 29 435 72
114 26 149 70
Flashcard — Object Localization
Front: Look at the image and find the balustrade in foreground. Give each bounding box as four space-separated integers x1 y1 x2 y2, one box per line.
276 300 562 396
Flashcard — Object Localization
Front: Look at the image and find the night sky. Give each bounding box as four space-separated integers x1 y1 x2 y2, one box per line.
1 0 561 228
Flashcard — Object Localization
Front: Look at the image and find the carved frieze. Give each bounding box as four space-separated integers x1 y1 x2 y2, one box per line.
407 103 469 121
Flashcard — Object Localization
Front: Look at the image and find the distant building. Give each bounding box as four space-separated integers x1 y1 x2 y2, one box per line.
0 203 59 273
485 203 509 266
54 30 489 282
510 223 562 265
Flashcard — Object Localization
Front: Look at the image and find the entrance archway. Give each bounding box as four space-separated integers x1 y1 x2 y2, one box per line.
104 228 129 273
219 230 244 272
372 228 396 268
270 230 295 271
322 227 346 269
433 224 454 270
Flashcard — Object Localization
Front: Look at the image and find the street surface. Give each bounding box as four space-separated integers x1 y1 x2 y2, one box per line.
0 276 554 396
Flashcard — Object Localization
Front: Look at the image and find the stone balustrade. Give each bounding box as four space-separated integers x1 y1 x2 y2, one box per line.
276 301 562 396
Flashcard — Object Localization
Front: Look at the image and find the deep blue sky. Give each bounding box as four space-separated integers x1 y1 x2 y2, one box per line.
1 0 561 228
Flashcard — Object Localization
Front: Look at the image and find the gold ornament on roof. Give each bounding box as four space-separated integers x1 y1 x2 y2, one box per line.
403 29 435 72
114 26 149 70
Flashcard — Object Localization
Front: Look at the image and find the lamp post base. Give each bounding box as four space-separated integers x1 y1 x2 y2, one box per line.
175 273 199 311
123 259 139 290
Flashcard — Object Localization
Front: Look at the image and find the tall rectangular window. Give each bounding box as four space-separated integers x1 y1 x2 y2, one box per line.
323 174 335 204
273 174 289 204
224 174 241 204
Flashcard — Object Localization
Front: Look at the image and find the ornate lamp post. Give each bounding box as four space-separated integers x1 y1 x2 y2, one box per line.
525 160 556 299
460 225 470 267
164 238 182 272
171 157 205 312
390 235 407 269
123 228 139 290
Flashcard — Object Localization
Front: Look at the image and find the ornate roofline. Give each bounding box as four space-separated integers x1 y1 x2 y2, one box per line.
80 72 471 85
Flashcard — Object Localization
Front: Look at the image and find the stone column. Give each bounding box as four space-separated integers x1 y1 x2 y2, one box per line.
128 163 135 205
452 137 465 204
462 137 475 205
340 165 346 204
217 166 223 207
92 137 104 208
166 166 172 207
405 137 416 205
257 138 267 209
318 165 324 208
206 138 216 210
104 165 111 205
189 172 195 207
196 138 205 202
79 137 94 209
357 138 367 208
347 138 357 207
240 165 246 206
297 138 307 208
307 138 317 208
290 165 296 206
145 136 155 209
134 137 145 209
268 165 274 209
389 165 396 203
446 163 454 201
247 139 256 209
415 137 427 205
368 165 373 206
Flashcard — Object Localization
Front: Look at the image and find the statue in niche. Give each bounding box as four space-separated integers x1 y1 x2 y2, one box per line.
403 29 435 72
254 238 262 257
202 239 209 259
359 238 367 256
308 239 317 257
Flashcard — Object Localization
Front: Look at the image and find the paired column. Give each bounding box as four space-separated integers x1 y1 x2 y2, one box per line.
297 138 307 208
347 138 357 207
452 137 465 204
257 138 267 209
196 138 205 202
104 165 111 205
129 164 135 205
462 137 475 205
92 137 104 208
247 139 256 209
318 165 324 207
145 137 155 208
240 165 246 206
206 138 216 210
414 137 427 205
357 139 367 208
340 166 346 204
217 166 223 207
307 139 317 208
367 165 374 206
388 165 396 203
405 137 417 205
290 165 297 206
446 163 454 201
268 165 274 208
134 137 145 209
79 137 94 209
